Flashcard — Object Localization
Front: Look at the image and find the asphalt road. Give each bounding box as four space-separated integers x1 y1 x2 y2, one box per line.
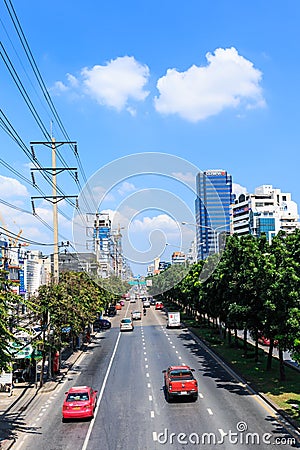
14 300 299 450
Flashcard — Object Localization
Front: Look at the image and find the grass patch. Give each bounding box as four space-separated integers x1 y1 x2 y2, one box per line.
182 317 300 427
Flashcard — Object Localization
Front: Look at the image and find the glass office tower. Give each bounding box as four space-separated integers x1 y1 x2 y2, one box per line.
195 170 233 260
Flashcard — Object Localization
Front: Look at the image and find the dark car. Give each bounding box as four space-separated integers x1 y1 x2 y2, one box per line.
107 306 117 317
93 319 111 331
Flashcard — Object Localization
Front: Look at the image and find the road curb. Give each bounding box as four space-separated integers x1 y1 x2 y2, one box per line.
0 346 87 448
39 348 85 394
185 324 300 443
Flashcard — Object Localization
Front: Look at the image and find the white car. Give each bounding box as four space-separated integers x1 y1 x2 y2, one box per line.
131 311 142 320
143 299 151 308
120 318 134 331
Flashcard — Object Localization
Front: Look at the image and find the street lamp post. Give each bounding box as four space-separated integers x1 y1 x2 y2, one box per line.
182 222 229 254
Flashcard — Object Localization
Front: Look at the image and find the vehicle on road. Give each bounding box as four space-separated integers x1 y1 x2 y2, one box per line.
107 306 117 317
62 386 98 421
120 318 134 331
115 303 122 310
131 311 142 320
258 333 278 347
150 298 156 306
130 296 136 303
119 300 125 306
93 319 111 331
167 311 181 328
143 299 151 308
155 301 164 310
162 365 198 402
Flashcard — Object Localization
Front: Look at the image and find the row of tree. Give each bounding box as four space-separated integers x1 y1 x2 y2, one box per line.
0 270 129 374
149 230 300 381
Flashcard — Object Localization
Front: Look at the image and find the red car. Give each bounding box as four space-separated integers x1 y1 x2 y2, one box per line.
155 301 164 310
62 386 98 421
163 365 198 402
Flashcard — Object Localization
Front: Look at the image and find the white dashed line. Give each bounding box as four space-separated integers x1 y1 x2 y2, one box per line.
175 351 178 354
145 364 148 368
144 352 147 355
207 408 213 415
149 395 152 401
178 356 182 360
147 383 151 388
172 346 175 348
146 373 150 377
153 431 158 441
199 393 204 398
151 410 155 418
145 357 148 361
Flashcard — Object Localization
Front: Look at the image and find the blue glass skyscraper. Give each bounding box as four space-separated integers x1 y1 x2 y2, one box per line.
195 170 233 260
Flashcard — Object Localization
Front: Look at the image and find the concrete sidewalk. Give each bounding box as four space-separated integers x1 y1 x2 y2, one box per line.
0 344 87 450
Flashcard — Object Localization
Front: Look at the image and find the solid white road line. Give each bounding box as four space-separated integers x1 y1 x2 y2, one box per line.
81 332 121 450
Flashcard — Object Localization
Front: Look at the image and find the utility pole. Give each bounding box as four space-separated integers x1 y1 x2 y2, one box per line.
30 139 77 385
52 137 59 284
30 139 78 283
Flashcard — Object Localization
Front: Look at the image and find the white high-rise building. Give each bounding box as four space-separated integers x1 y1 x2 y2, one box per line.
232 185 299 242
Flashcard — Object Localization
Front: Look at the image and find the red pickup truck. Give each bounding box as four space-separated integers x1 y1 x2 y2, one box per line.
162 365 198 402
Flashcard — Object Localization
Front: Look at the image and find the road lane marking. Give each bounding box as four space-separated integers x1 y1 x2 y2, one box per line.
199 393 204 398
145 357 147 361
151 410 155 418
146 373 150 377
153 432 158 441
145 364 148 368
207 408 213 415
149 395 152 401
147 383 151 388
81 332 121 450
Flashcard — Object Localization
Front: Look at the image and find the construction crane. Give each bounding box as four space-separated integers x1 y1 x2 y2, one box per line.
0 213 29 248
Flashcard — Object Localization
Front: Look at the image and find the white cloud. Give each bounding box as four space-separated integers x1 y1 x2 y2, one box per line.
51 80 69 94
154 47 265 122
67 73 79 88
130 214 179 233
81 56 150 111
233 182 248 197
171 172 195 186
117 181 136 196
0 176 29 198
92 186 115 202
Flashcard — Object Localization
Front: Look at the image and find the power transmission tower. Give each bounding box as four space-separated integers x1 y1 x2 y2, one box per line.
30 138 78 284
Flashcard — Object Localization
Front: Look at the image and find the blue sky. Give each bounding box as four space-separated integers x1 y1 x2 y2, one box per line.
0 1 300 274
